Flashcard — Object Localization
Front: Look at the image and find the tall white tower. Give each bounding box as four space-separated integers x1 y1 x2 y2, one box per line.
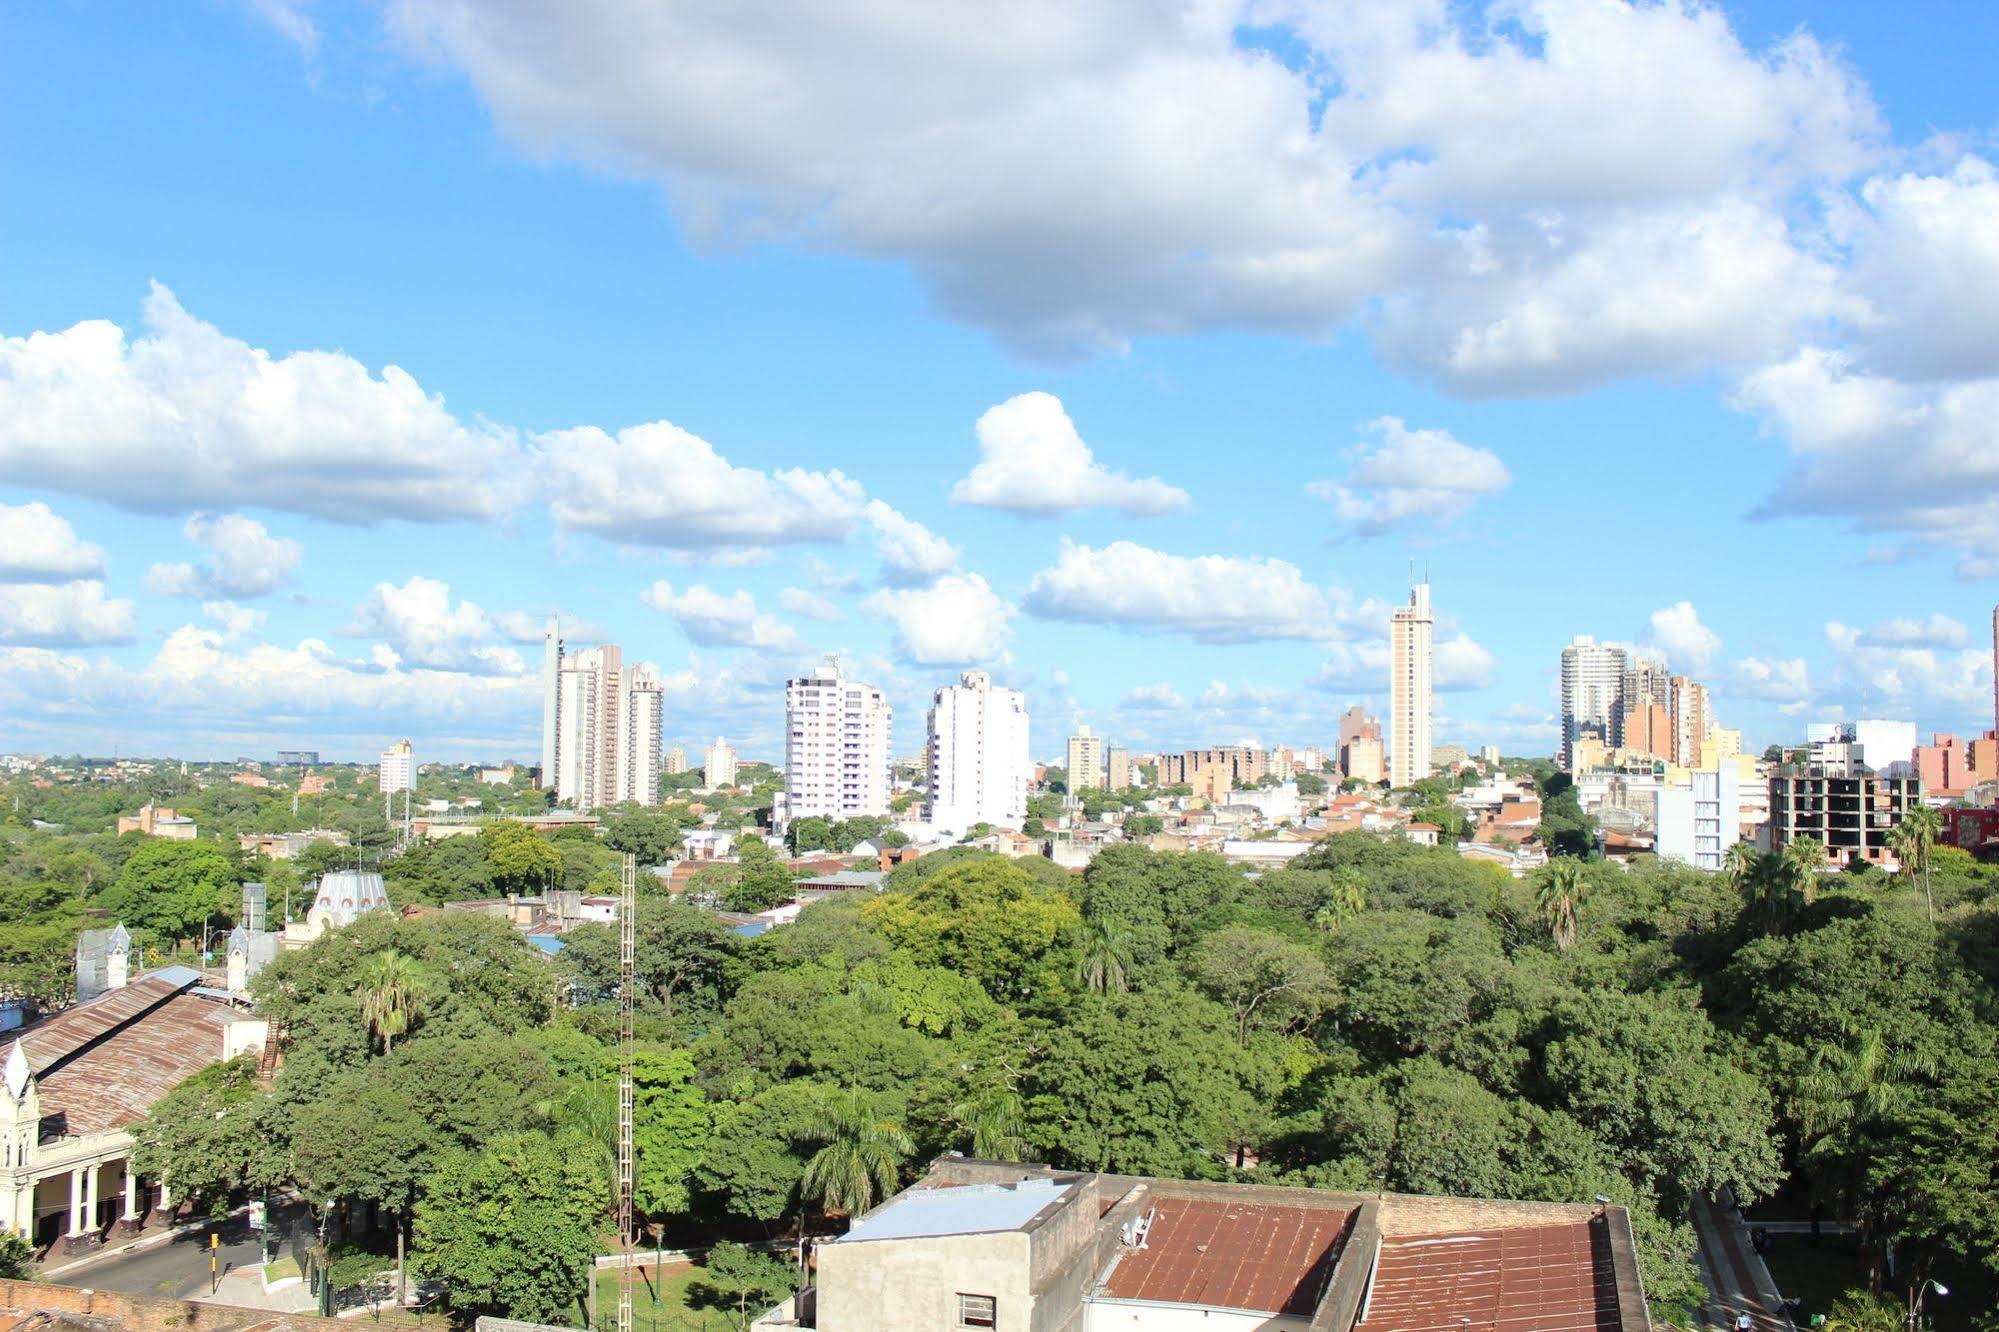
782 658 892 832
1389 582 1433 788
926 670 1031 834
1559 635 1628 768
619 664 665 806
539 616 563 790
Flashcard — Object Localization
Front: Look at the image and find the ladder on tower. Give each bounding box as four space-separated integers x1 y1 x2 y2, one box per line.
616 853 636 1332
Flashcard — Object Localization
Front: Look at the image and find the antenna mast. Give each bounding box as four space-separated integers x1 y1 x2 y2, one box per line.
617 852 637 1332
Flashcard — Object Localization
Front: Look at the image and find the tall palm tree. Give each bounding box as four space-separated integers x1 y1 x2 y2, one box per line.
1312 870 1367 935
1075 921 1133 995
1783 835 1827 911
796 1089 913 1219
1889 804 1943 924
949 1089 1026 1161
1722 841 1759 892
354 950 434 1055
1536 859 1587 951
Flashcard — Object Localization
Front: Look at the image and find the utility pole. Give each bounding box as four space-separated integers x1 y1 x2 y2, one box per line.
616 852 636 1332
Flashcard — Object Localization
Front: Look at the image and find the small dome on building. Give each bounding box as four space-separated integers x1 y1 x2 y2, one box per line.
307 870 391 930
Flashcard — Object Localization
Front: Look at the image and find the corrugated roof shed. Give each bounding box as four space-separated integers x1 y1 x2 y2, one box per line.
1100 1198 1352 1316
15 972 237 1136
1364 1221 1622 1332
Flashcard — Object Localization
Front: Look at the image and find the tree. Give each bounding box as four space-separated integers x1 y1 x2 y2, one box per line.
796 1087 913 1217
1783 835 1827 911
863 858 1080 1002
1535 859 1588 950
949 1088 1027 1161
603 810 686 866
1312 869 1367 935
1184 927 1332 1046
1887 804 1942 924
725 839 798 912
354 949 436 1054
481 822 562 894
688 1242 800 1331
1075 921 1133 996
99 839 238 939
633 1049 712 1217
130 1056 283 1215
0 1232 33 1280
693 1082 824 1223
410 1131 602 1325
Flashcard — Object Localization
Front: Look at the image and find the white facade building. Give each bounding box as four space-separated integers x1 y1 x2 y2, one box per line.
782 662 892 831
1067 725 1105 792
927 671 1031 835
705 737 739 790
378 739 414 795
1560 636 1629 769
1656 765 1742 871
621 665 665 805
542 632 665 811
1389 582 1433 787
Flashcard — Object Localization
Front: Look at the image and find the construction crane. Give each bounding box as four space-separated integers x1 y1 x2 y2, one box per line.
617 853 637 1332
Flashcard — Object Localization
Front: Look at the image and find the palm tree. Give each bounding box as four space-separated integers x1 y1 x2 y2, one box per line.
1536 859 1587 951
354 950 434 1055
1312 870 1367 935
949 1089 1026 1161
1722 841 1759 892
1075 921 1133 995
1889 804 1942 924
1783 835 1827 911
796 1089 913 1219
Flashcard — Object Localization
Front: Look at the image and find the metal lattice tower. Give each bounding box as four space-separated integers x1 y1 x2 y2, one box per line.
616 853 637 1332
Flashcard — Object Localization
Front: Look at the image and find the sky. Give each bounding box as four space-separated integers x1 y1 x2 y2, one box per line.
2 0 1997 765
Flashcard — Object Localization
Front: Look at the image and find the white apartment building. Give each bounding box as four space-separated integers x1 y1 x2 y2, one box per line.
927 670 1031 835
1066 724 1105 792
378 739 414 795
664 746 689 776
1560 636 1628 769
705 737 739 790
1656 765 1742 871
1389 582 1433 787
781 661 892 831
542 627 665 811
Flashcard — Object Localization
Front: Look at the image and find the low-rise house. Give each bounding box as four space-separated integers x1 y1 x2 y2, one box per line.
113 805 196 840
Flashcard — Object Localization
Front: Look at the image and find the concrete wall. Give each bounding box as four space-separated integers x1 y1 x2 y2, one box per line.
815 1230 1033 1332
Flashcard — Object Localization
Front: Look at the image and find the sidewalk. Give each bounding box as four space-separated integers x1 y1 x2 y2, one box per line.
37 1201 257 1281
1691 1189 1792 1330
209 1264 318 1315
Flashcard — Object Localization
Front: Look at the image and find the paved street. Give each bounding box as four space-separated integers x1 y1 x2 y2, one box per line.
1692 1190 1792 1330
43 1200 314 1303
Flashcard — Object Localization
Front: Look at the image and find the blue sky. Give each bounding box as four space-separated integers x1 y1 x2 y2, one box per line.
2 0 1997 764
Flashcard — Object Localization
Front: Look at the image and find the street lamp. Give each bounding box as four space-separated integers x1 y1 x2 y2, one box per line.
1908 1278 1948 1329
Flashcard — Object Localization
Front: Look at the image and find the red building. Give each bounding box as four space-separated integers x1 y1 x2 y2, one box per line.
1942 806 1999 861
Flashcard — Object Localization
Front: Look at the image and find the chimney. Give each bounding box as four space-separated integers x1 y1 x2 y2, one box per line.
106 925 130 991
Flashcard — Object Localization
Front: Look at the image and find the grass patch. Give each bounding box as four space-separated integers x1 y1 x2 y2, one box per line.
263 1256 302 1283
592 1265 725 1332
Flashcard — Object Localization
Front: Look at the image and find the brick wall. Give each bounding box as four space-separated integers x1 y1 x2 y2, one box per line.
0 1279 349 1332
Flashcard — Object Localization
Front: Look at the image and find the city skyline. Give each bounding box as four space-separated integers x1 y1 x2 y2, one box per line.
4 3 1999 763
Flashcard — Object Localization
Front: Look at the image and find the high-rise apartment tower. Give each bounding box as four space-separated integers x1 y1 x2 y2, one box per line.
1389 582 1433 787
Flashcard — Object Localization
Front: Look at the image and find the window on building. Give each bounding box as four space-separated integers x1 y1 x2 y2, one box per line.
957 1293 997 1327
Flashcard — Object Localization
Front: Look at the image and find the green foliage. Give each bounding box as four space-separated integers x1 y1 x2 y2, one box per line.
481 821 562 894
603 809 689 866
131 1056 284 1214
724 839 799 912
633 1049 712 1216
411 1131 603 1324
796 1086 914 1216
100 838 239 938
0 1231 34 1280
687 1242 800 1329
863 857 1080 1002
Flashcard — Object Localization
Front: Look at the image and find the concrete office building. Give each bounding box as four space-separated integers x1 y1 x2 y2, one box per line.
782 661 892 832
1668 675 1713 769
1560 636 1628 769
927 671 1031 836
1389 582 1433 787
1066 726 1105 792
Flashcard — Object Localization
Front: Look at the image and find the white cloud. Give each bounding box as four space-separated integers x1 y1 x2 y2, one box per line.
0 581 136 646
1314 639 1391 691
1825 620 1992 718
539 419 865 549
387 1 1876 385
493 610 610 645
1641 601 1722 673
1310 417 1510 535
0 501 105 582
347 576 523 674
641 581 800 651
144 512 303 598
1726 655 1814 708
1840 156 1999 381
1025 539 1343 643
1122 682 1185 711
243 0 319 55
864 572 1013 665
778 587 842 623
1854 613 1967 650
202 600 267 638
1434 632 1498 691
950 393 1188 516
0 283 524 522
864 499 960 582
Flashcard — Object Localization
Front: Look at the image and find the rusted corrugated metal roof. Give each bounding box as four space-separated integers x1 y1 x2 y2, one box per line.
1365 1222 1622 1332
16 973 237 1138
1101 1198 1352 1316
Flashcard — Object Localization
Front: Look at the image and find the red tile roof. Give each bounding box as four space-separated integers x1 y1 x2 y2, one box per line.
1101 1198 1352 1316
17 974 237 1137
1364 1222 1621 1332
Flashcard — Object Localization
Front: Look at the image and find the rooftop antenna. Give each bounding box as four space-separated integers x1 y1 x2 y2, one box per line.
616 852 637 1332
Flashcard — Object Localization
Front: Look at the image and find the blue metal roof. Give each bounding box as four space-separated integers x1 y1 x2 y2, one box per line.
526 934 566 955
839 1181 1071 1242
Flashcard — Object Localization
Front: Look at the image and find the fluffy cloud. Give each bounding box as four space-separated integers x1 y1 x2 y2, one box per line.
539 419 865 549
1726 655 1814 709
864 573 1013 665
950 393 1188 516
778 587 842 622
864 500 960 582
0 581 137 646
144 512 303 598
202 600 267 637
0 501 104 582
388 1 1876 385
1840 156 1999 381
1024 539 1340 643
1641 601 1722 673
1854 613 1967 650
347 576 524 674
0 284 524 522
1310 417 1510 535
1123 681 1186 711
1435 633 1499 691
1825 620 1993 718
641 581 800 651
